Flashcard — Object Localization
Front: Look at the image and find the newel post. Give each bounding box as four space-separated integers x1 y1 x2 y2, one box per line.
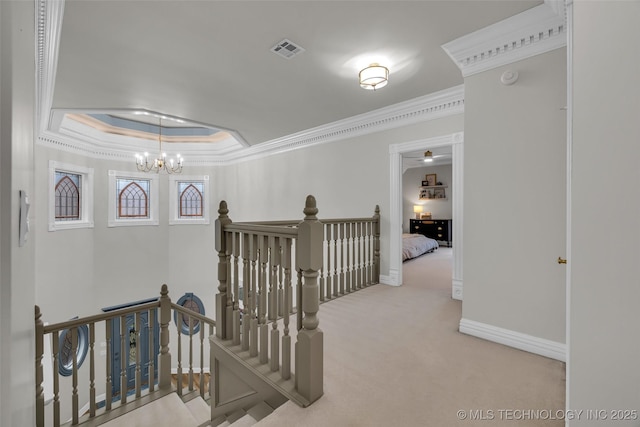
215 201 232 339
158 284 172 389
373 205 380 284
295 195 324 403
35 305 45 427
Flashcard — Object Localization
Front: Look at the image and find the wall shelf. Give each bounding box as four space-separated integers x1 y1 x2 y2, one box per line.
419 185 447 200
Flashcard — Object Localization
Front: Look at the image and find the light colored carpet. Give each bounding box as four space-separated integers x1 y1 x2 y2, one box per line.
256 248 566 426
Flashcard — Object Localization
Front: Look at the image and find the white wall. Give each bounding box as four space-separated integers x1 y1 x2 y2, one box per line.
569 2 640 422
462 48 567 345
34 146 217 421
31 113 463 419
213 115 464 280
402 164 452 232
0 2 37 425
35 147 217 318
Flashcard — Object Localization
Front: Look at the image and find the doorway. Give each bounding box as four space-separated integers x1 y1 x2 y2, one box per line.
388 132 464 299
102 299 160 398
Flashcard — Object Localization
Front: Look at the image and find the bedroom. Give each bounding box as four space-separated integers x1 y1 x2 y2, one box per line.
402 152 453 263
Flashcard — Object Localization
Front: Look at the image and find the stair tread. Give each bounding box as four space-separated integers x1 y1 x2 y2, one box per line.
246 401 274 421
225 408 247 424
230 414 257 427
185 396 211 425
100 392 199 427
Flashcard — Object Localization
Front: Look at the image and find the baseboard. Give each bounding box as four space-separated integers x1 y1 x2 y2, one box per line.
380 272 400 286
459 318 566 362
452 279 463 300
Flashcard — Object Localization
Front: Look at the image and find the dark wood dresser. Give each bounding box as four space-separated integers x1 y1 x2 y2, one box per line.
409 219 452 247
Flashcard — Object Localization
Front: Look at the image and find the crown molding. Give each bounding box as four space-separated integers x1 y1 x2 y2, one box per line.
36 0 465 165
36 0 466 166
37 0 65 134
37 85 465 166
442 1 566 78
221 85 465 165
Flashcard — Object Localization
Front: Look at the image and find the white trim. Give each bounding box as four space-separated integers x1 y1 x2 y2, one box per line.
224 85 465 165
36 79 464 166
388 150 403 286
107 170 159 227
169 175 211 225
459 318 566 362
37 0 466 165
452 279 463 301
451 138 464 300
565 0 573 419
379 273 399 287
389 132 464 297
442 2 566 77
48 161 95 231
36 0 65 135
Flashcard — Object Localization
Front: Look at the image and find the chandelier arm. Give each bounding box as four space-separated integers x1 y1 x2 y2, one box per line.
133 116 183 174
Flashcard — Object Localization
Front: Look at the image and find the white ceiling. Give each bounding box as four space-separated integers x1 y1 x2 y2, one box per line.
403 146 453 170
50 0 542 149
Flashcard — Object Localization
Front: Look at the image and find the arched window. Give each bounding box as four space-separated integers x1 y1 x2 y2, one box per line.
174 293 205 335
169 176 209 225
55 173 80 220
179 184 203 217
118 181 148 218
49 163 94 231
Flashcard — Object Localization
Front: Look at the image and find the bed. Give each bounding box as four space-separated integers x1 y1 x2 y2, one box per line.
402 233 438 261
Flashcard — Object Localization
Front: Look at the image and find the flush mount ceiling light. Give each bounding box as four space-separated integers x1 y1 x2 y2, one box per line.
423 150 433 162
359 63 389 91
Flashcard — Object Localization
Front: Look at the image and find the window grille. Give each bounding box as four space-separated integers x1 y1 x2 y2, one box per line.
179 183 204 218
169 175 209 225
117 179 149 218
54 172 81 220
49 162 94 231
58 323 89 377
174 293 205 335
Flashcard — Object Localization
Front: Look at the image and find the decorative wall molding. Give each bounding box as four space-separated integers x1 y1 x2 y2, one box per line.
442 2 566 77
459 318 566 362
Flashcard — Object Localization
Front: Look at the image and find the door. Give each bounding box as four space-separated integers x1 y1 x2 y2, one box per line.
110 310 159 397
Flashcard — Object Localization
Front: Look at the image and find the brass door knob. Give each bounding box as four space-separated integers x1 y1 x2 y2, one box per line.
557 257 567 264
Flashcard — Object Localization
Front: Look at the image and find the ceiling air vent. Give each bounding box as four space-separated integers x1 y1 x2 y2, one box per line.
271 39 305 59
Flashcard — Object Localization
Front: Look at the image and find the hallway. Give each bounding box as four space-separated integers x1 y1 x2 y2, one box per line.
256 248 565 426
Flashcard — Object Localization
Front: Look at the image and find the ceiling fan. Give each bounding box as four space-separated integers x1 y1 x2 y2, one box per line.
405 150 447 163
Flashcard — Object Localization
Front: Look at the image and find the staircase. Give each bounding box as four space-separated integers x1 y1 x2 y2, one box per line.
35 199 380 427
175 374 278 427
98 390 275 427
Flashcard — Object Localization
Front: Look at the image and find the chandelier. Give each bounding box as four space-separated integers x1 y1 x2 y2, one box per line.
135 118 183 174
